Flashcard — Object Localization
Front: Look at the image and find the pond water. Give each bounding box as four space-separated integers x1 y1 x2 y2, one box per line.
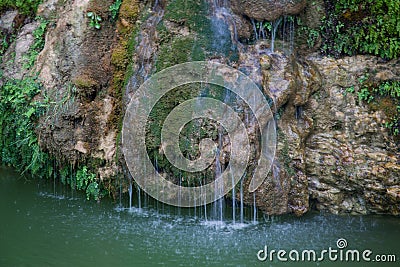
0 167 398 266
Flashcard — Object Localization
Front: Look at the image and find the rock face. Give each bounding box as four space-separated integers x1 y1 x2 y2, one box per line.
2 0 399 215
34 0 122 188
252 52 400 215
1 21 39 80
304 56 400 215
231 0 307 21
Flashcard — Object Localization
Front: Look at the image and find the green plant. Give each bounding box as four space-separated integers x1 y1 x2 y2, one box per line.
256 21 272 32
344 85 355 96
347 77 400 135
358 87 373 103
109 0 122 20
76 166 100 200
321 0 400 59
87 11 102 30
23 17 48 69
0 76 51 176
0 0 42 16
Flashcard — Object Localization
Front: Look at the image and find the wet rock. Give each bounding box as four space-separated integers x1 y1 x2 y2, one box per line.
0 10 19 32
261 51 322 110
75 141 89 154
1 22 39 80
303 54 400 215
35 0 119 180
231 0 307 21
231 13 252 41
37 0 59 20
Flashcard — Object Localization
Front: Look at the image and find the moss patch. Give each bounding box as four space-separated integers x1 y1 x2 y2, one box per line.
156 0 237 71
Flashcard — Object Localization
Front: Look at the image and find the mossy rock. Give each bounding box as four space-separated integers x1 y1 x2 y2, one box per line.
73 74 99 101
111 41 129 69
156 37 198 71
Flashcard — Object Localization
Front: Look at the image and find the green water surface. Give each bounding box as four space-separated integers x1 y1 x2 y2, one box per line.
0 167 398 266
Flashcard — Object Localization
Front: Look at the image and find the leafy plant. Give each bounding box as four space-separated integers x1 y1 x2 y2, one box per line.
23 17 48 69
87 11 102 30
347 76 400 135
0 0 42 16
109 0 122 20
357 87 373 103
76 166 100 200
0 76 51 176
321 0 400 59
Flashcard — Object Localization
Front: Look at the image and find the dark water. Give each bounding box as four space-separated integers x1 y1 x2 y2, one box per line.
0 167 399 266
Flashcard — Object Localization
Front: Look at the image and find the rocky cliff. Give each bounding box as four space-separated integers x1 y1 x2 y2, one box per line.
1 0 399 215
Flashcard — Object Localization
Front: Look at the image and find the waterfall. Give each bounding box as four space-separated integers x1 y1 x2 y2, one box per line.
213 128 224 221
295 106 303 120
231 172 236 223
240 177 244 223
253 192 257 223
138 186 141 210
271 17 283 53
128 178 133 210
251 18 258 40
125 7 164 104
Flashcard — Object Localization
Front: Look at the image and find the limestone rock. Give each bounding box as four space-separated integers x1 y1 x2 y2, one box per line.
231 0 307 21
0 10 19 33
1 22 39 80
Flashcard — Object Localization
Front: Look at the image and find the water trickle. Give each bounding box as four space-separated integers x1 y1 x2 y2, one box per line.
253 192 257 224
295 105 303 120
251 18 258 40
138 184 141 210
128 178 133 210
240 177 244 223
125 7 164 104
213 128 224 222
272 161 282 191
231 172 236 223
271 17 283 53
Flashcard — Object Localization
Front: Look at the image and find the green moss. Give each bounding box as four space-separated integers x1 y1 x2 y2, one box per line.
164 0 209 32
111 41 129 69
277 129 295 176
157 0 237 71
145 83 231 186
73 75 97 89
0 0 42 16
156 37 199 70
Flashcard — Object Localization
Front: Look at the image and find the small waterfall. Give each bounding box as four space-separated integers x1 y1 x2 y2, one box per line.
210 0 238 54
271 17 282 53
231 172 236 223
125 6 164 104
295 105 303 120
253 192 257 223
128 178 133 210
240 177 244 223
138 187 142 210
213 130 224 221
251 18 258 40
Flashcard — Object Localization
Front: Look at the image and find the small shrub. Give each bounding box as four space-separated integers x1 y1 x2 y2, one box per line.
109 0 122 20
87 11 102 30
76 166 100 200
